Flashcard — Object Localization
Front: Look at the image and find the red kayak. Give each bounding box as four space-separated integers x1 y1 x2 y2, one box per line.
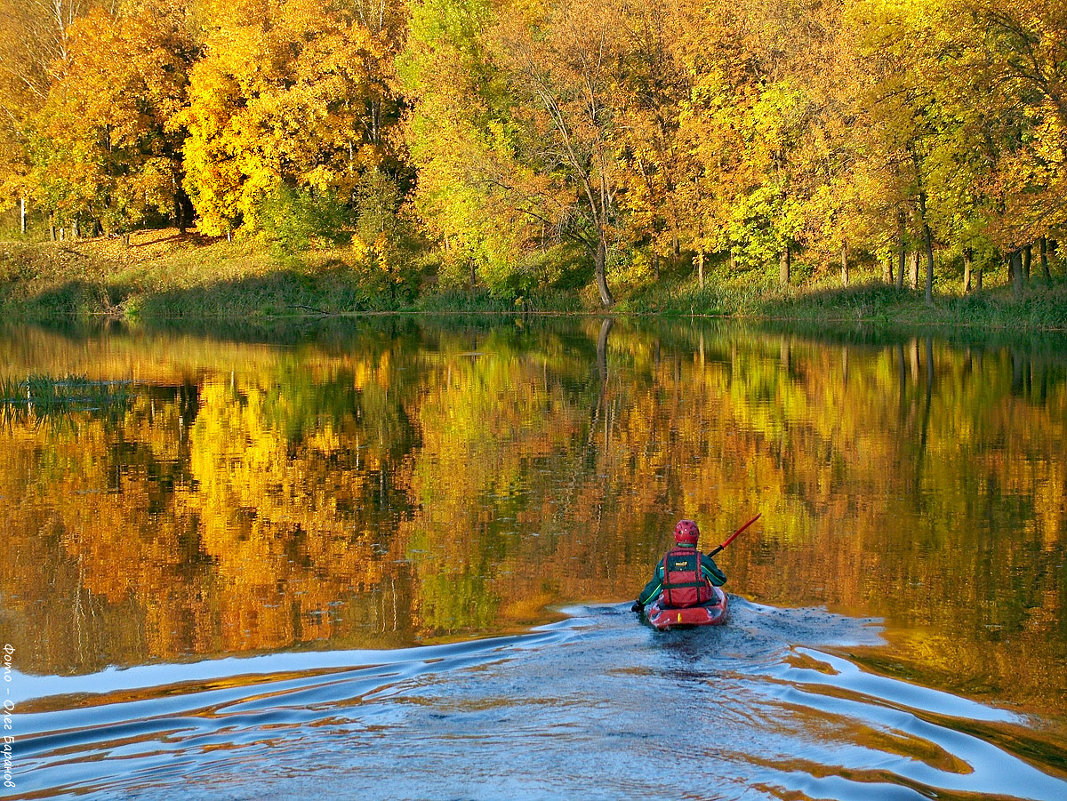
645 586 728 630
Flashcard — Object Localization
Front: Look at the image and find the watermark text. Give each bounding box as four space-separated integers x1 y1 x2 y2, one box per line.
3 643 14 789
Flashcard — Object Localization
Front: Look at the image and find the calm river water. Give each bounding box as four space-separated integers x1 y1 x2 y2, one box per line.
1 316 1065 800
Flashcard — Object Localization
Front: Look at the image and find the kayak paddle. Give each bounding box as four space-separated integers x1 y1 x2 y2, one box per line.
707 512 761 557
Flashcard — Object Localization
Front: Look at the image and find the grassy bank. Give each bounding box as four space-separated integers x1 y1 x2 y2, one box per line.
1 229 400 319
2 229 1066 331
0 229 588 319
615 275 1067 332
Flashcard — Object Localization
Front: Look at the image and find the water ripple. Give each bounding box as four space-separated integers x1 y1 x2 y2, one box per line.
7 602 1066 800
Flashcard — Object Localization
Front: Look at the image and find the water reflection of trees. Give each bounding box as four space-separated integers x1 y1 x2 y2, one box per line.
0 320 1064 718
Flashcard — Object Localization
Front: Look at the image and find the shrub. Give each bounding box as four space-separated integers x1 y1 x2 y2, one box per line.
257 184 352 255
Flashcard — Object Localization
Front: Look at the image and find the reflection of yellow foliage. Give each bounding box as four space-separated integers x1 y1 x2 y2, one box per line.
404 346 586 633
183 378 402 650
0 322 1064 720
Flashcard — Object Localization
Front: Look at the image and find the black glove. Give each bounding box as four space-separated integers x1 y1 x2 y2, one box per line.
630 601 643 613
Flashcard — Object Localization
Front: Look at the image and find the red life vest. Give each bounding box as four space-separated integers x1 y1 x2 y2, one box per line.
661 546 714 608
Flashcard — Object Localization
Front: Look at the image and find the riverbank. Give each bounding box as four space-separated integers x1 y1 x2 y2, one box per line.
3 228 1066 330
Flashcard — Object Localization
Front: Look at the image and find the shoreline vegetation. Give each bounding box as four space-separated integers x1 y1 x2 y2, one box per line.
2 228 1065 335
2 2 1065 333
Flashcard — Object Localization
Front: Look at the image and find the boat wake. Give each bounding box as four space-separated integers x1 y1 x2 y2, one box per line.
8 599 1066 800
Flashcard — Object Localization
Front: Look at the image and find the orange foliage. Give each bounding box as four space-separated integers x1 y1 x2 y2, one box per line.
0 320 1064 718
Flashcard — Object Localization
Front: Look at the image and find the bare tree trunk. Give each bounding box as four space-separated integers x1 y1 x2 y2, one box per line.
896 212 906 289
174 190 186 235
1012 249 1025 297
780 243 791 287
20 198 26 235
840 242 849 287
1023 244 1032 280
594 237 613 307
697 251 705 290
886 252 894 285
963 247 973 293
923 236 934 304
909 251 919 290
1040 237 1051 282
917 187 935 304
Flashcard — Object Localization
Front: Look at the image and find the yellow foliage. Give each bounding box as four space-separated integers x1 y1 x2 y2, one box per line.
181 0 401 234
0 318 1063 727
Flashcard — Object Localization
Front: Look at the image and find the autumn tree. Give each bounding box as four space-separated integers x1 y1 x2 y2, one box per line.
728 1 844 282
648 0 850 287
842 1 945 300
181 0 404 238
0 0 98 229
490 0 650 306
946 0 1067 293
609 4 692 282
398 0 530 293
661 1 757 283
402 0 635 305
29 0 198 236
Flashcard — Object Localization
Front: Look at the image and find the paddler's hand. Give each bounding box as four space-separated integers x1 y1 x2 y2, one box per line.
630 601 643 613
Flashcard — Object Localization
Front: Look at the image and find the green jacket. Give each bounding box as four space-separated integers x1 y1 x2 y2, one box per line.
636 545 726 607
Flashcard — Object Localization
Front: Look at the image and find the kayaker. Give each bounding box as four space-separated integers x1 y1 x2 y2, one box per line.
632 519 726 612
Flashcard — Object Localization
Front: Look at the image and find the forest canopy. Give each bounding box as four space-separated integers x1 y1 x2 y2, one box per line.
0 0 1064 304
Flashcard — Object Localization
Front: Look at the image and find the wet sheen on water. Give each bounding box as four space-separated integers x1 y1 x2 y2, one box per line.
9 603 1066 800
1 317 1065 799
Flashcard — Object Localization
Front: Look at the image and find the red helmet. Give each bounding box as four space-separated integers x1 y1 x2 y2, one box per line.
673 519 700 546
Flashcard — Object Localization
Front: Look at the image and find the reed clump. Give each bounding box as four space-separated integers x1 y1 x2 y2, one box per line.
0 375 132 424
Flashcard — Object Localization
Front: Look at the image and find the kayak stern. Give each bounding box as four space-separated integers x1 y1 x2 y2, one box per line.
645 586 728 630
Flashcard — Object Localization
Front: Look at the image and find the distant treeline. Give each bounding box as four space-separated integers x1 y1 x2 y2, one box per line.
0 0 1064 305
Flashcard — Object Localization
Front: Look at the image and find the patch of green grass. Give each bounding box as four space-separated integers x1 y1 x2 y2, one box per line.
613 275 771 317
3 230 1066 333
755 281 1067 331
414 287 582 315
